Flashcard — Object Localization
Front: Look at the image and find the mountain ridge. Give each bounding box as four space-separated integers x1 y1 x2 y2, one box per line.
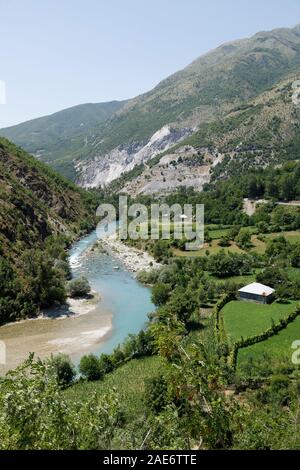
2 24 300 187
0 100 126 179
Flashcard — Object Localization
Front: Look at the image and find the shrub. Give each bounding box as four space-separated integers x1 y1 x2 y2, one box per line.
236 229 252 249
98 354 114 375
218 237 231 247
151 283 172 306
79 354 102 381
54 259 71 280
49 354 76 388
144 374 169 414
137 270 159 285
68 276 91 298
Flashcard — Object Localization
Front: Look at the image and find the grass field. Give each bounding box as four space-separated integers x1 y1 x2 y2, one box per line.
249 235 266 254
173 240 244 258
209 228 231 240
208 270 259 285
65 356 168 419
221 300 298 345
267 231 300 244
237 314 300 370
172 230 300 258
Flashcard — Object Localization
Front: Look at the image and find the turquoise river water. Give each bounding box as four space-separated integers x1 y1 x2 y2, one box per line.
0 230 154 372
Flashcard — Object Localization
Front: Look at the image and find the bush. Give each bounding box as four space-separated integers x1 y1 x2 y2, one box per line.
236 229 252 250
54 259 71 280
151 283 172 306
218 237 231 247
68 276 91 298
98 354 114 375
136 270 159 285
79 354 102 381
144 374 169 414
49 354 76 388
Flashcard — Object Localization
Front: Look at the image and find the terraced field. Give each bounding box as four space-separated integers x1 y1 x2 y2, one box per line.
221 300 298 345
237 314 300 370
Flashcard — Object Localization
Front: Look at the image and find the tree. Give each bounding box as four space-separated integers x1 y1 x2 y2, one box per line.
280 174 296 201
152 240 171 262
79 354 102 381
265 236 289 259
167 286 199 322
0 257 19 324
291 244 300 268
0 356 124 450
149 314 186 360
163 345 234 449
98 354 114 375
49 353 76 388
151 283 171 306
68 276 91 298
199 287 208 307
218 237 231 247
256 221 269 234
207 284 216 302
207 251 252 278
228 226 241 241
20 249 66 308
144 375 169 414
257 268 288 289
236 229 252 250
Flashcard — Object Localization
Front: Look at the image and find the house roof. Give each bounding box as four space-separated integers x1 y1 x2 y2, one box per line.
238 282 275 296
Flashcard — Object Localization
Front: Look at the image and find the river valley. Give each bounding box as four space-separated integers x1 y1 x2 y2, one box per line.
0 230 154 373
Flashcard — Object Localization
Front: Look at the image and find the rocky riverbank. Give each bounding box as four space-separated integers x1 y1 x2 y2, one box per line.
91 236 161 274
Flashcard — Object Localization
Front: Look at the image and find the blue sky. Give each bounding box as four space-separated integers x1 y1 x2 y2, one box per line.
1 0 300 127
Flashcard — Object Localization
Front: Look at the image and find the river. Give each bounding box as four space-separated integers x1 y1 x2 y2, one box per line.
0 230 154 373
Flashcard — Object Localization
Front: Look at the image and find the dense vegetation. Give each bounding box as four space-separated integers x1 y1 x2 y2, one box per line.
0 138 99 324
1 28 300 448
0 101 126 180
1 159 299 448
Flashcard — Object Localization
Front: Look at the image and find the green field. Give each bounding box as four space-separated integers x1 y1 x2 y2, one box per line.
221 300 298 345
237 315 300 369
172 230 300 258
209 228 231 240
173 240 244 258
267 231 300 244
209 271 258 285
65 356 168 419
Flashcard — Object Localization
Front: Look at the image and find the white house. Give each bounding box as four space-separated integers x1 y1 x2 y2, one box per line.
238 282 275 304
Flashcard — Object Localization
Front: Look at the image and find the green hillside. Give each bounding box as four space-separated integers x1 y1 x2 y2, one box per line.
0 101 126 179
0 137 97 324
87 25 300 156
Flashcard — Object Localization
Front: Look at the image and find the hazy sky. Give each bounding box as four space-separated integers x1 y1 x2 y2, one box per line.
1 0 300 128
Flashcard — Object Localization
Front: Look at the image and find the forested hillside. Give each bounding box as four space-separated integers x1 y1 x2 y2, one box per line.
0 137 98 324
0 101 126 179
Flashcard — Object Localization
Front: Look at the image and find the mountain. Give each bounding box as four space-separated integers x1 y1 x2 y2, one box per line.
0 137 96 256
0 136 100 323
114 74 300 195
0 101 126 180
2 25 300 187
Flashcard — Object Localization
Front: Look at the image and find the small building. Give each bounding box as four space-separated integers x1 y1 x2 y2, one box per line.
238 282 275 305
